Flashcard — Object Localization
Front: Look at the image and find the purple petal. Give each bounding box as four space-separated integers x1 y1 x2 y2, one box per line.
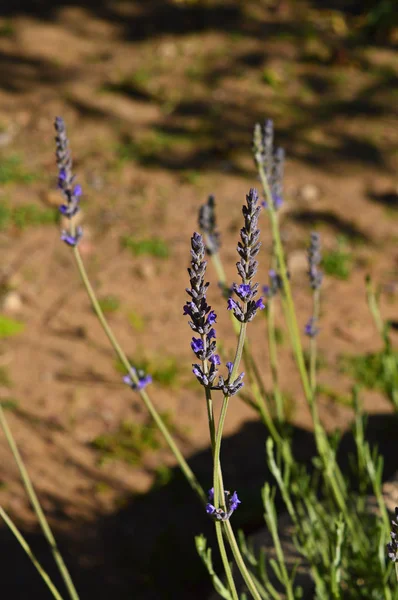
207 311 217 325
209 354 221 366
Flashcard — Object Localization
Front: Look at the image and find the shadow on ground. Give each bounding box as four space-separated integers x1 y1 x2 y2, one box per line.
1 412 397 600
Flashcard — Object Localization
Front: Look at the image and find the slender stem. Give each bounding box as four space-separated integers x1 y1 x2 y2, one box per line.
210 320 263 599
201 348 237 599
309 289 320 396
224 521 262 600
266 298 284 422
215 521 239 600
0 406 79 600
213 321 247 509
213 396 230 510
72 247 206 505
0 507 64 600
365 276 385 338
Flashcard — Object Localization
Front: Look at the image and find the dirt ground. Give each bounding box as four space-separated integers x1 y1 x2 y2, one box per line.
0 1 397 598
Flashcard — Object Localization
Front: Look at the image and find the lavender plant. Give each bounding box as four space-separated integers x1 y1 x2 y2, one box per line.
0 116 397 600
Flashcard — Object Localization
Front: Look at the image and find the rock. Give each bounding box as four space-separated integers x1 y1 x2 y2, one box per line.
298 183 321 203
2 291 23 313
134 260 156 280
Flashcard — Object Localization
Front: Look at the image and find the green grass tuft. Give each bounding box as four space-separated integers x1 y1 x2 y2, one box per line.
0 315 24 338
91 412 175 465
97 295 120 314
121 235 170 258
0 155 36 185
0 398 19 411
127 310 146 332
0 201 57 230
322 248 353 280
340 349 398 399
0 366 11 386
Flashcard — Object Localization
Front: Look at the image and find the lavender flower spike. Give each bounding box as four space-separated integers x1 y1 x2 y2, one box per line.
307 232 323 290
184 232 220 387
206 487 241 521
228 188 265 323
253 120 285 210
54 116 83 245
387 507 398 563
198 194 220 255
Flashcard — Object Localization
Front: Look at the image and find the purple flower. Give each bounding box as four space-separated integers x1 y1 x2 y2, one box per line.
123 368 152 391
54 117 84 243
307 232 323 290
209 354 221 366
230 188 263 322
263 269 282 298
184 234 221 376
305 317 319 338
253 120 285 211
226 362 233 375
191 338 204 354
207 311 217 325
255 297 265 310
205 487 241 521
229 491 241 512
387 507 398 563
227 298 238 311
213 369 245 397
237 284 251 298
61 227 83 247
198 194 220 256
207 328 216 340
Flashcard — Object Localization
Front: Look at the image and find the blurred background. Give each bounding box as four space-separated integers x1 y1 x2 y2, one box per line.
0 1 396 598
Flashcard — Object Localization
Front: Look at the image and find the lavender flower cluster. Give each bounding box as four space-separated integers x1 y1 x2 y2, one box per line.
123 368 152 391
184 233 244 397
54 117 83 247
253 120 285 210
262 268 283 299
307 232 323 290
305 232 323 338
387 507 398 563
206 487 241 521
227 188 265 323
198 194 220 256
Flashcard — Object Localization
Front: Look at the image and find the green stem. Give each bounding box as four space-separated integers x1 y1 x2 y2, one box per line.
213 321 247 509
215 521 239 600
0 507 64 600
224 521 262 600
267 298 284 422
309 288 320 398
0 406 79 600
213 396 230 511
72 248 206 505
211 321 262 599
202 351 237 599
